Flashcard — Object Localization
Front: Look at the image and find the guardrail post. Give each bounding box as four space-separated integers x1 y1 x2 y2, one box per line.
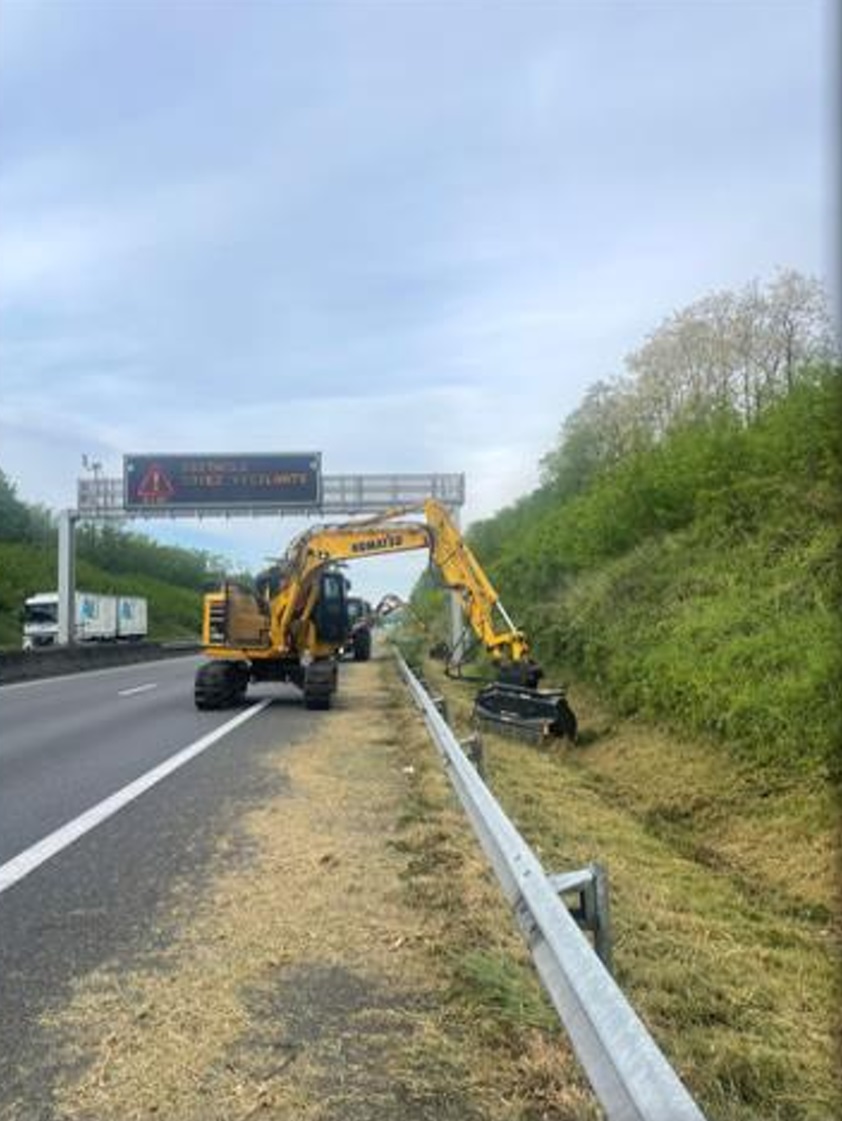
549 865 613 972
430 694 449 723
590 863 613 973
460 733 486 779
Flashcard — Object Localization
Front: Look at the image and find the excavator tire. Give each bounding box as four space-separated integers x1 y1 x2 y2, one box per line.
194 661 248 710
303 660 335 710
229 661 250 704
352 627 372 662
304 692 331 711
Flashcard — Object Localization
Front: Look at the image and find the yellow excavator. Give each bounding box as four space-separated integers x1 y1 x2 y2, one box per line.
194 499 576 739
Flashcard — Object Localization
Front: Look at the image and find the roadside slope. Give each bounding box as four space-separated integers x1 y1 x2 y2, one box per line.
429 662 840 1121
469 367 840 778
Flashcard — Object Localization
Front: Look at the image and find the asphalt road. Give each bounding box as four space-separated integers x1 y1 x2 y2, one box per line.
0 658 320 1120
1 655 246 863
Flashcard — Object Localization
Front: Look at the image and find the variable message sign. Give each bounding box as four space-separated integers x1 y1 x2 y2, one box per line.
124 453 321 510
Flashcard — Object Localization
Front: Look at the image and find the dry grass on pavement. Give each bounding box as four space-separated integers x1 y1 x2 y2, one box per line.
36 657 599 1121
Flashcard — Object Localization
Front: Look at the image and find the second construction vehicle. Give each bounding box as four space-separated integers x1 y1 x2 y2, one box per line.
194 499 576 738
343 595 374 662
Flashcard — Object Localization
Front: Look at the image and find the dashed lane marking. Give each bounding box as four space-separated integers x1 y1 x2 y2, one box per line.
0 700 272 897
118 683 158 697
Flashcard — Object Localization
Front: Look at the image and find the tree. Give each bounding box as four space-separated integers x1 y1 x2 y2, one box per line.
0 470 33 541
624 270 834 431
540 377 648 494
539 270 836 502
762 269 835 394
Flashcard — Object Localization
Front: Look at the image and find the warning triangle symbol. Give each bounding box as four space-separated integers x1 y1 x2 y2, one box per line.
137 463 175 502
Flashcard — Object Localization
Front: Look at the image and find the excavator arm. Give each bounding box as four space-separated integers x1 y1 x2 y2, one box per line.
421 499 531 666
270 500 533 671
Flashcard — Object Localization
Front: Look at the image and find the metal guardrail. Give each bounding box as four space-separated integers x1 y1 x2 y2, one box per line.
0 642 200 685
77 472 465 518
396 653 707 1121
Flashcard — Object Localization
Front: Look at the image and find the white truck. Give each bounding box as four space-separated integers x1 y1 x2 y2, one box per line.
22 592 149 649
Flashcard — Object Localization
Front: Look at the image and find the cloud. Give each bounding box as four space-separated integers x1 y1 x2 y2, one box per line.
0 0 831 588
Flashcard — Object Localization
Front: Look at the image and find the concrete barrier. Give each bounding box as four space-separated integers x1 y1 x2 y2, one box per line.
0 641 201 685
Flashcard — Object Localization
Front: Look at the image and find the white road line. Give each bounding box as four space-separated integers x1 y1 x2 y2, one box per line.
118 683 158 697
0 700 272 897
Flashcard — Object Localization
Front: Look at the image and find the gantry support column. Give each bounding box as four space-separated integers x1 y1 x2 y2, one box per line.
57 509 78 646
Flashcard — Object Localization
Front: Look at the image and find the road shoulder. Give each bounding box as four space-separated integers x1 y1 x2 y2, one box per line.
36 656 596 1121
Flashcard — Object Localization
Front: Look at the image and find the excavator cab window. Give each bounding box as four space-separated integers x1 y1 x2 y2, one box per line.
313 571 348 644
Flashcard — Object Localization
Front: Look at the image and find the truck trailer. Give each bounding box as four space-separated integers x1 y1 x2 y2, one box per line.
22 592 148 649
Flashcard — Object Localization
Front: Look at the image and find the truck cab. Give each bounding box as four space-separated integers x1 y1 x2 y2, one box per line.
21 593 60 649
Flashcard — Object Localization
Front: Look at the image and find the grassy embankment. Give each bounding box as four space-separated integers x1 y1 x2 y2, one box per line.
412 659 839 1121
468 368 840 779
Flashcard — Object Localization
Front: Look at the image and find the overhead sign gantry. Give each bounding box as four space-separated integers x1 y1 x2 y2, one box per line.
57 455 465 645
77 465 464 519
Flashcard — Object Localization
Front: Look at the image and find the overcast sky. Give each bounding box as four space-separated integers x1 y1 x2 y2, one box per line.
0 0 834 599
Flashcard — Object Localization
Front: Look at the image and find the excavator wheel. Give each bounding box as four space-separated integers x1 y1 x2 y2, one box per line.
352 627 372 662
303 660 336 710
194 661 249 710
229 661 250 704
304 693 331 711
